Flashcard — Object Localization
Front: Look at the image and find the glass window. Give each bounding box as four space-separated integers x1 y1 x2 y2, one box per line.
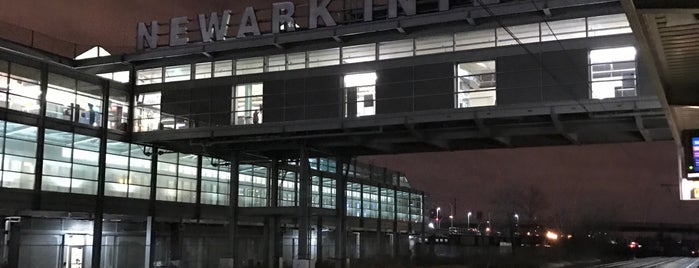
415 34 454 55
232 83 263 125
156 153 198 203
278 169 298 207
164 64 191 82
287 52 306 70
8 63 42 114
497 23 540 46
589 46 637 99
134 91 161 132
378 39 414 60
455 61 496 108
322 177 336 209
195 62 212 79
344 72 377 118
541 18 586 41
455 29 496 51
0 121 36 190
236 57 264 75
41 129 100 194
266 55 286 72
342 44 376 64
213 60 233 77
410 194 423 222
104 140 152 199
362 185 379 219
136 68 162 85
346 182 362 217
201 157 230 206
587 14 632 37
239 164 267 207
308 48 340 68
381 188 395 220
108 88 129 131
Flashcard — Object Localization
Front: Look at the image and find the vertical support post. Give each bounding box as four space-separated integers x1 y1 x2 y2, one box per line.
148 146 159 267
145 216 153 268
392 186 399 257
297 145 311 263
32 63 48 210
316 216 323 263
5 220 19 268
228 152 240 267
267 159 280 268
376 185 382 256
407 191 412 234
170 223 182 262
420 192 426 239
91 81 110 268
195 155 203 220
334 157 347 268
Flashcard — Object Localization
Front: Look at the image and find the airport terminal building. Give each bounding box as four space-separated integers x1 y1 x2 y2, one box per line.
0 0 673 267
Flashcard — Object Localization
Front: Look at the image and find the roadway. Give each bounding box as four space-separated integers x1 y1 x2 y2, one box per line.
591 257 699 268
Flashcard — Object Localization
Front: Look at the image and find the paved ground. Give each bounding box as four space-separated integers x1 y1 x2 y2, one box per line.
590 257 699 268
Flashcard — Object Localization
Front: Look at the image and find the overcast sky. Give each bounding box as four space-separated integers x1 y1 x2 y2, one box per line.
2 1 696 225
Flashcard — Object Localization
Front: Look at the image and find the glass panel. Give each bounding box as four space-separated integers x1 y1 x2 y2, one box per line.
236 57 264 75
587 14 632 37
287 52 306 70
267 55 286 72
344 72 377 117
497 23 540 46
541 18 586 41
213 60 233 77
455 29 496 51
308 48 340 68
195 62 212 79
9 63 41 114
232 83 263 125
342 44 376 64
136 68 162 85
134 91 161 132
379 39 414 60
415 34 453 55
108 88 129 131
164 64 191 82
456 61 497 108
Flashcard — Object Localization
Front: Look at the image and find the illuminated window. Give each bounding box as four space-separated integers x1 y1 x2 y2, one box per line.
201 158 230 206
0 121 36 190
164 64 191 82
589 46 637 99
344 72 377 118
42 129 100 195
232 83 263 125
133 91 162 132
104 141 152 199
238 164 267 207
46 74 103 127
455 61 496 108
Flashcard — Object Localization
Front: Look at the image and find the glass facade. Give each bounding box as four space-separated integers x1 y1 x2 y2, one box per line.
239 164 267 207
46 73 103 127
232 83 263 125
104 141 151 199
135 14 631 85
201 158 230 206
455 61 497 108
156 153 198 203
42 129 100 195
0 121 36 189
344 72 377 118
589 46 637 99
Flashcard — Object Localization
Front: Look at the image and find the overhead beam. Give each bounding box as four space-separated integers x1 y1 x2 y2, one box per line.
635 114 653 142
404 123 450 150
474 116 511 146
550 112 580 145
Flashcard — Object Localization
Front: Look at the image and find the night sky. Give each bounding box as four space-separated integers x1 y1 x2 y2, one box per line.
2 1 696 224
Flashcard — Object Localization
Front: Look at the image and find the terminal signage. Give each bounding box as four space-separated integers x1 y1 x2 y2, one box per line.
137 0 454 49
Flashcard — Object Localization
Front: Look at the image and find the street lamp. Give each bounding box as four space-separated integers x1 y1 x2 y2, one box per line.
514 214 519 224
436 207 441 229
449 215 454 227
467 211 472 230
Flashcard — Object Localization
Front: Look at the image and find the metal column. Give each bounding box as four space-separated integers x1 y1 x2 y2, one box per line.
297 145 311 264
376 185 382 256
334 157 347 268
267 158 280 268
91 81 110 268
228 152 240 267
316 216 323 263
392 186 399 257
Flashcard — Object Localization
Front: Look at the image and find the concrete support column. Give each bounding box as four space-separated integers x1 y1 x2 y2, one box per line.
5 219 20 268
392 187 399 257
170 223 182 262
91 81 110 268
228 152 240 267
267 159 280 268
316 216 323 263
334 157 348 268
297 145 311 264
145 216 154 268
376 185 382 256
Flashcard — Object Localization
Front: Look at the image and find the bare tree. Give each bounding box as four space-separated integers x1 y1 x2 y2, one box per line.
490 184 550 225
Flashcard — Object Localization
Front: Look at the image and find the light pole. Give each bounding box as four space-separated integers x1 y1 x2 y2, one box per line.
514 214 519 225
436 207 441 229
467 211 472 230
449 215 454 227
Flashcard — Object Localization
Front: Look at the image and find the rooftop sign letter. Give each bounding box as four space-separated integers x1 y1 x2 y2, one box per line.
272 2 296 34
237 7 261 38
199 10 231 42
169 16 190 46
137 21 159 50
309 0 336 28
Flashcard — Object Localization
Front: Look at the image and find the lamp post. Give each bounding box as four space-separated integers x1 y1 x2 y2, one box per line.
436 207 441 229
449 215 454 228
467 211 472 230
514 214 519 225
